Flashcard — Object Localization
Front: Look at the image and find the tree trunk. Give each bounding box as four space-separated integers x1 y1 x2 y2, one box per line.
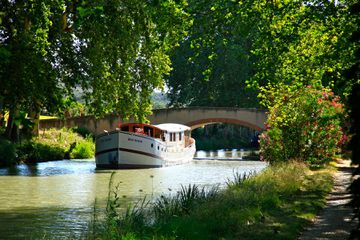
0 112 5 129
29 110 40 136
5 108 19 142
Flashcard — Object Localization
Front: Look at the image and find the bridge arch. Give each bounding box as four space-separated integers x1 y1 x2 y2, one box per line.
186 118 264 132
149 107 267 133
39 107 267 135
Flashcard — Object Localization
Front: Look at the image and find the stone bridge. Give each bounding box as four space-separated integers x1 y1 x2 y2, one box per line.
39 107 267 135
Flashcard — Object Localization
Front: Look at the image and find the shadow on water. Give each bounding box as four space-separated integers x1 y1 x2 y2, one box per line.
0 206 95 239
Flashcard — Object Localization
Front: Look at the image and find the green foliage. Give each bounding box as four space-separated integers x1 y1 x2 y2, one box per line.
72 127 94 139
0 0 70 133
167 0 356 108
19 142 65 163
153 184 218 223
17 128 94 162
166 0 260 108
248 0 357 99
60 97 89 118
0 138 17 166
1 0 190 140
151 92 169 110
76 0 190 121
259 86 345 166
90 162 333 240
69 137 95 159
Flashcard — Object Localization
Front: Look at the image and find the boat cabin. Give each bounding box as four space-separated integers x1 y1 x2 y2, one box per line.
118 123 164 139
155 123 193 150
118 123 193 149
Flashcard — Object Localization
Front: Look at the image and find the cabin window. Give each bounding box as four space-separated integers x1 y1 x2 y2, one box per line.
170 133 176 142
144 126 153 137
179 132 182 141
151 143 154 148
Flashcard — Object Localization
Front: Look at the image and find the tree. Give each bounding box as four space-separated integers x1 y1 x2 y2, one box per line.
166 0 260 108
0 0 68 140
166 1 356 108
75 0 189 121
250 0 356 103
0 0 189 140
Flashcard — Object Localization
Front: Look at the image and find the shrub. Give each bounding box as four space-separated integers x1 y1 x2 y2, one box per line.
26 142 65 162
259 86 345 166
17 128 95 162
69 138 95 159
0 138 17 166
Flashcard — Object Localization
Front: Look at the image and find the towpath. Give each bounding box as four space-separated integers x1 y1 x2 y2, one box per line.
299 160 359 240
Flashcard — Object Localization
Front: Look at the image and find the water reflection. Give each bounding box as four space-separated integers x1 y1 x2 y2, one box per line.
194 149 258 160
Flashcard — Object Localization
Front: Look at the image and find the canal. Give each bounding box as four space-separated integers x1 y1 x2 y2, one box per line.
0 151 266 239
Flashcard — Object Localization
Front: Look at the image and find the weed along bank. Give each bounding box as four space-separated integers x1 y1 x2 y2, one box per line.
89 161 334 239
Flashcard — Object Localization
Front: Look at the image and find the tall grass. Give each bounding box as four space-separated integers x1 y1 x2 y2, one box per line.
89 161 334 240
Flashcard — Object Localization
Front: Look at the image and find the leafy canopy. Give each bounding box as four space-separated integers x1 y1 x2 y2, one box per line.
0 0 190 126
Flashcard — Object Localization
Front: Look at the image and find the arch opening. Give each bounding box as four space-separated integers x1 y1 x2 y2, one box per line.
189 120 262 152
186 118 264 132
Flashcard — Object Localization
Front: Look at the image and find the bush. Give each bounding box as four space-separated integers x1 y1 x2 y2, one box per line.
69 138 95 159
259 86 345 166
17 128 95 162
0 138 17 166
26 142 65 162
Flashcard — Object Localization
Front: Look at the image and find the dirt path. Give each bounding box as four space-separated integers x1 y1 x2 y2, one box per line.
299 160 359 240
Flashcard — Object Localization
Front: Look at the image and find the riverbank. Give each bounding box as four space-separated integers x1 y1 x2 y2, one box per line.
89 161 334 239
0 128 94 167
0 160 266 239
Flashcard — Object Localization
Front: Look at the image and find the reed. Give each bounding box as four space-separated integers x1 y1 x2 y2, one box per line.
89 161 334 240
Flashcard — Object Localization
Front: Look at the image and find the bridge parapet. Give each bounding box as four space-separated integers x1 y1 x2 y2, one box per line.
39 107 267 135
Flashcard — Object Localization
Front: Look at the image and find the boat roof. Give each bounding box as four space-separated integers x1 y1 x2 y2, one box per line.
155 123 191 132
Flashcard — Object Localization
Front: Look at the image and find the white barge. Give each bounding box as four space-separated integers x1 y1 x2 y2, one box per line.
95 123 196 169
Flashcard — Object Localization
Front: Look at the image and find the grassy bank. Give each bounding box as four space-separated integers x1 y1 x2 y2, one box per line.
0 128 95 167
89 161 334 240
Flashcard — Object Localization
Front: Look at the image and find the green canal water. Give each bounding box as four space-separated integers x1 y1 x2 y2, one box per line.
0 152 266 239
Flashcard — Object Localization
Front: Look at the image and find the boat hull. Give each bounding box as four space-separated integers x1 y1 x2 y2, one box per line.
95 131 195 169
